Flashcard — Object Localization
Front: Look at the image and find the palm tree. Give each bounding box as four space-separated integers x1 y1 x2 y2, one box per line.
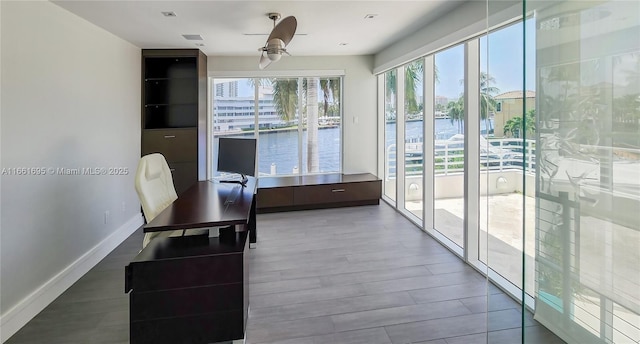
404 60 423 115
255 77 338 174
447 97 464 134
504 109 536 138
503 116 523 138
306 77 320 172
456 72 499 133
271 78 298 122
320 78 341 117
480 72 499 134
385 62 439 118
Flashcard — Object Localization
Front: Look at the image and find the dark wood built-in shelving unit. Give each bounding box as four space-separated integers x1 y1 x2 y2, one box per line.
141 49 207 195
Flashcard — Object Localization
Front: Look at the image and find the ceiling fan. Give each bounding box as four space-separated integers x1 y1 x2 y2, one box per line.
258 13 297 69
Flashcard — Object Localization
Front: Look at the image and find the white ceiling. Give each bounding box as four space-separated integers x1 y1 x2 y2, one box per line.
52 0 465 57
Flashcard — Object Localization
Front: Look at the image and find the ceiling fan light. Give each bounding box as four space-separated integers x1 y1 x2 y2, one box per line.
267 52 282 62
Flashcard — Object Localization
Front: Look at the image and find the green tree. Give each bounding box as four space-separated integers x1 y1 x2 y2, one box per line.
447 97 464 134
385 62 439 118
480 72 500 134
404 60 423 115
320 78 341 117
271 78 298 122
504 109 536 138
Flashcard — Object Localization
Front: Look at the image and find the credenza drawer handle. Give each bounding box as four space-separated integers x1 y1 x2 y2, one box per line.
332 189 346 193
164 135 176 139
170 168 176 172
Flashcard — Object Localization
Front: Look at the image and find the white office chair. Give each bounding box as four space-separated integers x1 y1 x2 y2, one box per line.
135 153 205 248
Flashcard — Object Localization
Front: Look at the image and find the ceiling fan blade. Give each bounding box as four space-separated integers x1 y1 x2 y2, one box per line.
267 16 297 47
258 52 271 70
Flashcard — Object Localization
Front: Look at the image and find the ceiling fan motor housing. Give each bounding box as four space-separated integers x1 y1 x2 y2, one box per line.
266 38 285 61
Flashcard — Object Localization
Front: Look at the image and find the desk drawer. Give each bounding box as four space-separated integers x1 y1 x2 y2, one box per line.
131 311 244 344
257 187 294 209
128 254 243 293
142 128 197 162
293 181 380 205
131 284 243 321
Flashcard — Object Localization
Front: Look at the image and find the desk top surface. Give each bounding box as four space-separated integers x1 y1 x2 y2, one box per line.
144 177 257 233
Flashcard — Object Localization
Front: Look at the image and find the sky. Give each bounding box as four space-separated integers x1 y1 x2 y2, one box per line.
436 18 537 99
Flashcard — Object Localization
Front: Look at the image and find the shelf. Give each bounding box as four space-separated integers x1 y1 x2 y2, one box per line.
145 77 197 105
145 103 197 107
144 56 197 79
145 76 197 82
144 103 198 129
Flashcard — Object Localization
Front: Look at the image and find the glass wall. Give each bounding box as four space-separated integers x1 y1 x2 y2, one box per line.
377 1 639 342
384 70 397 202
433 44 466 249
479 18 537 302
534 1 640 342
212 77 342 177
404 59 425 219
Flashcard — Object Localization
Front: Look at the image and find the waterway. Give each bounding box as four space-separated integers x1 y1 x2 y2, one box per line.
217 119 491 176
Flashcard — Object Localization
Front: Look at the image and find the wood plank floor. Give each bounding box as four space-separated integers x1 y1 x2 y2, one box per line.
6 203 564 344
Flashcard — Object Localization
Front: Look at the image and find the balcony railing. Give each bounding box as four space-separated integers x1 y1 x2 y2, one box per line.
385 138 536 179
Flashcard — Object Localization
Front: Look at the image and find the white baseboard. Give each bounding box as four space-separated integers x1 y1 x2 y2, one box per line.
0 214 143 343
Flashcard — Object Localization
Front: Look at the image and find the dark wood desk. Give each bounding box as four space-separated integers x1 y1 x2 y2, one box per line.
126 232 248 344
126 177 256 344
144 177 257 245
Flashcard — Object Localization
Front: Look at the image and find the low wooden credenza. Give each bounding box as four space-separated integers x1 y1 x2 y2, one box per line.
257 173 381 213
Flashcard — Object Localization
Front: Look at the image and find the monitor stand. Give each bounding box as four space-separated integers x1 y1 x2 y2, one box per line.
219 174 248 186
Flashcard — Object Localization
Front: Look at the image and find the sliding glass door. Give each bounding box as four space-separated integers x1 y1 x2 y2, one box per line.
384 70 398 203
378 2 640 342
534 1 640 342
403 59 425 221
433 44 466 250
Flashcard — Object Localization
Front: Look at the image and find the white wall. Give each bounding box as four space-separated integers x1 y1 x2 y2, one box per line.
208 55 377 175
0 2 142 341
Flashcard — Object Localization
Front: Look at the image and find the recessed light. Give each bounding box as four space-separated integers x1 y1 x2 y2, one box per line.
364 14 378 19
182 34 203 41
161 11 177 17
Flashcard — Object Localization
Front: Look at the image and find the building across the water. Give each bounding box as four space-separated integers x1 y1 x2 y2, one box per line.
213 82 288 132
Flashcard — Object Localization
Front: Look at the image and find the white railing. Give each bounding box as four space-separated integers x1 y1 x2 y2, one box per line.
385 138 536 179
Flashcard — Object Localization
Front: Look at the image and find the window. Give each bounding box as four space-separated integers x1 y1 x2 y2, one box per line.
212 77 342 177
383 70 398 202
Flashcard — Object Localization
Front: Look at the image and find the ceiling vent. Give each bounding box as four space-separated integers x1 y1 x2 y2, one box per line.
182 34 204 41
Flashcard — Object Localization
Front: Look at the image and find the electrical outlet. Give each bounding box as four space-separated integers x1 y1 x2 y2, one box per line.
104 211 110 224
121 202 126 212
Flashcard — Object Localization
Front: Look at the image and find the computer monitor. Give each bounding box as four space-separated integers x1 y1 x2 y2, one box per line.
217 137 257 185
